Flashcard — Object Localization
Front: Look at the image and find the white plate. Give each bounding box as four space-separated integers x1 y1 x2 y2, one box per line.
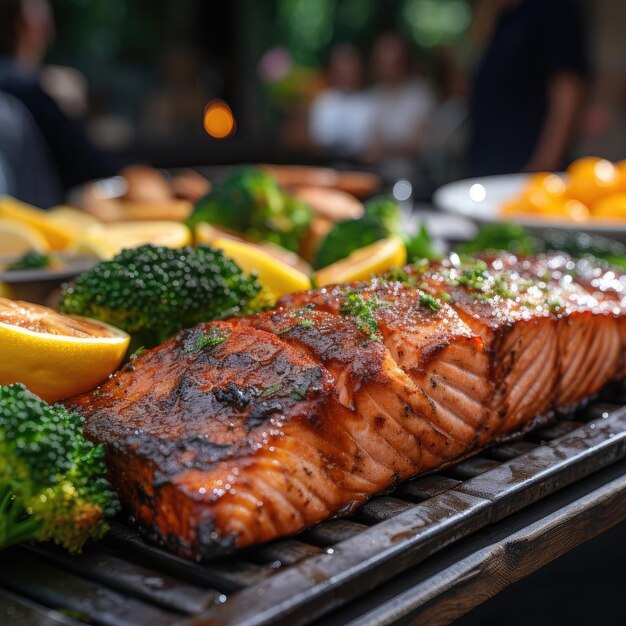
433 173 626 241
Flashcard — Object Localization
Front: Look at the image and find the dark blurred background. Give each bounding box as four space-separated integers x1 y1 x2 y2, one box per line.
6 0 621 198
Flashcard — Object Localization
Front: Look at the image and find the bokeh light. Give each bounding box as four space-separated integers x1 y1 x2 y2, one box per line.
403 0 471 47
469 183 486 202
203 100 236 139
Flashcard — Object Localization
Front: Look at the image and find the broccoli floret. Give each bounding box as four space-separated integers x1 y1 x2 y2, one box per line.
315 196 443 268
404 223 442 262
314 197 402 269
7 251 51 271
0 384 119 553
457 224 538 256
187 167 313 252
59 244 272 350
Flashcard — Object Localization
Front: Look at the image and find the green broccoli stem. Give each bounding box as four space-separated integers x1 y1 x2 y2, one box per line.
0 483 43 549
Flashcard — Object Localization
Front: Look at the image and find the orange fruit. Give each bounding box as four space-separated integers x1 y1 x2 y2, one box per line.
616 160 626 192
592 193 626 220
526 172 567 198
565 157 622 207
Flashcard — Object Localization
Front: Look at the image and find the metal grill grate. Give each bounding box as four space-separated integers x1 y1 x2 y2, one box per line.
1 387 625 626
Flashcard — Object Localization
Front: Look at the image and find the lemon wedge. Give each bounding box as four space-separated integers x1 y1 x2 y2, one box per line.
47 206 103 236
195 222 313 275
70 221 193 259
0 196 74 249
0 218 50 256
315 236 407 287
0 297 129 402
212 237 311 298
68 236 119 260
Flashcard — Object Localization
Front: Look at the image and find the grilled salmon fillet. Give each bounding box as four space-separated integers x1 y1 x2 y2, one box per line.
67 254 625 559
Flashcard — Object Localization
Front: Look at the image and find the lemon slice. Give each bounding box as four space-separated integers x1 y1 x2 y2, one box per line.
0 196 74 250
212 237 311 298
68 236 119 260
195 223 313 275
70 221 193 259
315 236 407 287
0 297 129 402
47 206 102 236
0 218 50 256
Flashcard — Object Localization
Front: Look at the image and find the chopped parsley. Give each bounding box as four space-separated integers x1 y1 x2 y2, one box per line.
340 292 382 341
454 260 489 291
181 328 228 354
289 380 312 400
384 267 415 286
420 293 442 312
446 259 519 302
129 346 147 360
492 274 516 300
276 318 315 334
260 382 283 397
546 297 564 314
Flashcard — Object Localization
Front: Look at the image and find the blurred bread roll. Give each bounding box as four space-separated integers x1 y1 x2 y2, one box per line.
334 171 380 198
171 170 211 202
260 164 338 188
292 186 363 223
121 165 173 202
118 200 193 222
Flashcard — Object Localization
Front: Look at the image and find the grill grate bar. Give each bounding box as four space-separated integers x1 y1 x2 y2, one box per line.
0 587 82 625
355 496 417 524
299 520 369 546
245 540 323 567
398 475 461 500
105 523 266 592
441 456 501 480
484 440 538 461
526 420 584 442
23 543 217 616
0 549 180 626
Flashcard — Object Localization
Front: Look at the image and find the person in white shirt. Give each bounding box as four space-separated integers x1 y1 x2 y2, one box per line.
364 33 435 167
309 43 374 158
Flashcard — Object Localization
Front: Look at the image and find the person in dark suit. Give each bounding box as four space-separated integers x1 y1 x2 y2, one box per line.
0 0 119 206
468 0 589 176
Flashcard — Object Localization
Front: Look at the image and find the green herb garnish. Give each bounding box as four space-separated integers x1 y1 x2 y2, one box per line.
340 292 382 341
546 297 564 314
182 328 228 354
492 274 516 300
454 260 489 291
277 318 315 335
260 382 283 397
419 293 442 312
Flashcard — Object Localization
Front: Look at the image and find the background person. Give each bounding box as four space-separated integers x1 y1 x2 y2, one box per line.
363 32 435 167
0 0 120 206
468 0 589 176
308 43 373 158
